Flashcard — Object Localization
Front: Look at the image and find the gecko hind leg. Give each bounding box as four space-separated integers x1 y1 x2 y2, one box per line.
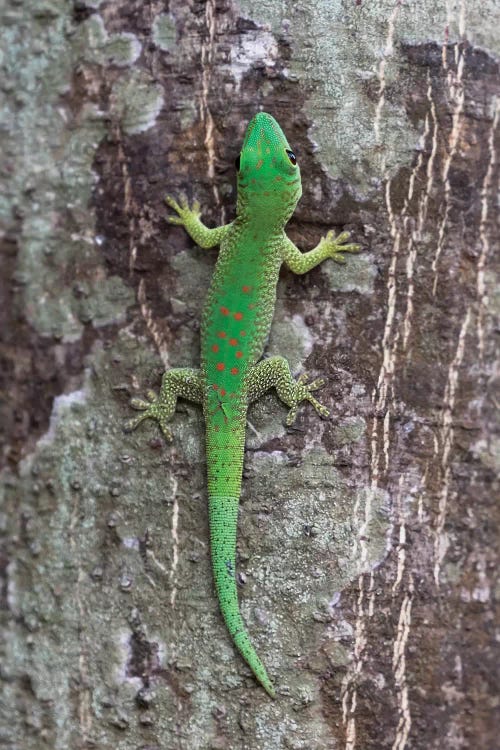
247 356 329 426
125 367 203 440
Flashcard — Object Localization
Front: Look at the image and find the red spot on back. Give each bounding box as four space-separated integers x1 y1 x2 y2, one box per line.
248 303 255 310
220 388 226 397
229 338 238 346
242 285 251 293
240 330 246 337
230 367 239 375
220 306 229 316
216 362 225 371
234 312 243 321
217 331 226 338
212 384 218 390
235 351 243 358
211 344 219 353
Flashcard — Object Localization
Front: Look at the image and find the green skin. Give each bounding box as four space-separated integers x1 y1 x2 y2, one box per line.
127 113 359 697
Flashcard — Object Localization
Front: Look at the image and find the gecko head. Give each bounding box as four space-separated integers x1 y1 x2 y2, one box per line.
235 112 302 225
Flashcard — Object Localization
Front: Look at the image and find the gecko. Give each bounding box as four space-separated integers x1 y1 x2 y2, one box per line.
126 112 360 697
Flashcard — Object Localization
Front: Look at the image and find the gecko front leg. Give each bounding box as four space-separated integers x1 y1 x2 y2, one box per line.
280 231 360 274
166 195 232 249
247 356 329 425
125 367 203 440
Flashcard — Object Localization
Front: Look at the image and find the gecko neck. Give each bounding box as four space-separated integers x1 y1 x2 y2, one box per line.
235 203 289 234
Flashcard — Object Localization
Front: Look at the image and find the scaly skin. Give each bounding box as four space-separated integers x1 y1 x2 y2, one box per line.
127 112 360 697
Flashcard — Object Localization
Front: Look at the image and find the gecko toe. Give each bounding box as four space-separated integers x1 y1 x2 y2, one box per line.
165 195 181 212
124 415 147 432
308 378 325 391
130 397 152 410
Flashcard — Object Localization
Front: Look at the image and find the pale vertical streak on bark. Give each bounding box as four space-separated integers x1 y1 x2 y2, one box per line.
432 0 467 296
373 0 402 166
169 477 180 608
391 576 414 750
418 73 439 235
433 307 471 585
477 99 499 360
389 476 414 749
200 0 226 224
391 476 406 596
137 279 170 368
114 126 137 277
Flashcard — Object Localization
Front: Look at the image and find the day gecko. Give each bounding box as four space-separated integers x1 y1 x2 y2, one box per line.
127 112 359 697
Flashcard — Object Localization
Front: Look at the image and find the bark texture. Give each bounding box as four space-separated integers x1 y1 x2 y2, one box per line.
0 1 498 749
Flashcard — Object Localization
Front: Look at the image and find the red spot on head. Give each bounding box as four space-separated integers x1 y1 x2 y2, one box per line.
217 331 226 338
235 351 243 358
242 285 251 293
230 367 239 375
211 344 219 353
229 338 238 346
240 330 246 337
220 388 226 396
216 362 225 371
234 312 243 321
220 306 229 316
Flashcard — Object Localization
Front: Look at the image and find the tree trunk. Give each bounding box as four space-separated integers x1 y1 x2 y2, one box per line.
1 1 498 748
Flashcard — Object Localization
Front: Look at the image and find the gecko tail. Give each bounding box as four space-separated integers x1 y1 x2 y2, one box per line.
209 494 276 698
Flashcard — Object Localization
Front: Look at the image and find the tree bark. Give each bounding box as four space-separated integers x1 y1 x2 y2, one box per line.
1 1 498 748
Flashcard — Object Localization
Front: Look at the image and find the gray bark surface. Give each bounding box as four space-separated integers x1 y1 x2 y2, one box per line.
0 1 498 748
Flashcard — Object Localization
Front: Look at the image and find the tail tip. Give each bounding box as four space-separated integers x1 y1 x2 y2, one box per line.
260 677 276 699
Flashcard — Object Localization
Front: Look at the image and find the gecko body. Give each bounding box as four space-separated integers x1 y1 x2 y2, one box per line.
127 113 359 697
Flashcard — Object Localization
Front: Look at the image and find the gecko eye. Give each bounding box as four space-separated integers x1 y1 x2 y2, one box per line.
285 149 297 165
235 154 241 171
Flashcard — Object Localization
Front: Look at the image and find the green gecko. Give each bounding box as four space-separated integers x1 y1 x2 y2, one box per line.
126 112 359 697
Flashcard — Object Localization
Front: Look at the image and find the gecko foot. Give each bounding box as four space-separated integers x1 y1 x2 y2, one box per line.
165 194 201 226
286 372 330 426
124 390 174 441
124 368 203 442
321 229 361 264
